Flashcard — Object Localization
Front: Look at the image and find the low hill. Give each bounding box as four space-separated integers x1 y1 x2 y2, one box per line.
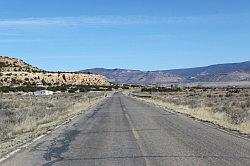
0 56 110 86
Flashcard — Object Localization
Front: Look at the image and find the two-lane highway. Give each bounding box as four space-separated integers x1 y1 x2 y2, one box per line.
2 93 250 166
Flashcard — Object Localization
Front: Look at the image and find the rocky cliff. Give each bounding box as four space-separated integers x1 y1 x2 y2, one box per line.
0 56 110 86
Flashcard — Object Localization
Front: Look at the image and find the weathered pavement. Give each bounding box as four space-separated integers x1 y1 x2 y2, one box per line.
2 93 250 166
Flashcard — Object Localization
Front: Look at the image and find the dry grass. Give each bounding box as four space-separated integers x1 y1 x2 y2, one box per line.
0 91 111 156
133 88 250 134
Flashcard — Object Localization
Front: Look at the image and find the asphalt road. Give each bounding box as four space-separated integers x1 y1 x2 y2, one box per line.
2 93 250 166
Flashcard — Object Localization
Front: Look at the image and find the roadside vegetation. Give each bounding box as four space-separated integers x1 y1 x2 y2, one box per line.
0 83 139 93
0 91 111 157
132 86 250 134
0 85 116 93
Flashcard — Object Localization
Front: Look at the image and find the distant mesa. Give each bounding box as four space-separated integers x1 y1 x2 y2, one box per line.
0 56 110 86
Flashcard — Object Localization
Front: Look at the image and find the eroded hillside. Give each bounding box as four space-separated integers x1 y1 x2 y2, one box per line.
0 56 110 86
0 56 42 72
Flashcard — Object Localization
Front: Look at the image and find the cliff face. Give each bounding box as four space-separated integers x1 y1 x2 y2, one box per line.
0 56 110 86
0 72 110 86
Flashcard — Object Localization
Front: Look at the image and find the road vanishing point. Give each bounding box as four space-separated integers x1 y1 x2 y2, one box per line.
2 93 250 166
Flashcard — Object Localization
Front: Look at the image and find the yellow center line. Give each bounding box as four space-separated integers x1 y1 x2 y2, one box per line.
124 113 140 140
132 128 140 140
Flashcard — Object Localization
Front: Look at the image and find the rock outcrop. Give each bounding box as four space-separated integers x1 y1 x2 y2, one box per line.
0 56 42 72
0 56 110 86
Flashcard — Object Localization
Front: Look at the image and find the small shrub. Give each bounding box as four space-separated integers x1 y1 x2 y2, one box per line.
225 92 233 97
0 62 7 67
68 88 77 93
188 100 199 108
47 103 55 108
207 94 212 98
218 94 224 98
222 107 248 124
204 102 214 107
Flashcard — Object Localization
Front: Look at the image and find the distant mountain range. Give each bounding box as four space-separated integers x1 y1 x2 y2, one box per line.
79 61 250 84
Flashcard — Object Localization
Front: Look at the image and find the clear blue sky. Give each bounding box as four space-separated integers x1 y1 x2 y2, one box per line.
0 0 249 71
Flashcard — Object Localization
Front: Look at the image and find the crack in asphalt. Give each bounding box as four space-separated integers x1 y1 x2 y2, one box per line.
42 129 80 166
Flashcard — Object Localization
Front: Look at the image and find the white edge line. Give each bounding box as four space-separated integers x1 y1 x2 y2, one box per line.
0 97 107 164
0 149 21 163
